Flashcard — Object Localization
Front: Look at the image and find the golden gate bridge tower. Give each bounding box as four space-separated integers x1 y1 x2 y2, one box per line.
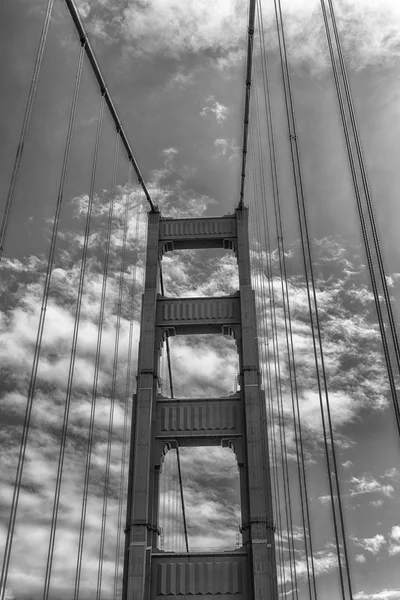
4 0 400 598
123 207 278 599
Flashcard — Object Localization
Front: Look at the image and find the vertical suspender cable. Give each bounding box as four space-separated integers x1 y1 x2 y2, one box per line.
42 93 105 600
326 0 400 378
159 267 189 553
0 0 54 259
113 168 137 600
159 269 174 399
252 150 295 591
253 79 299 599
73 131 120 600
96 135 122 600
249 165 285 590
122 203 147 599
319 0 400 435
175 446 189 553
247 120 285 589
0 44 84 600
256 2 317 596
273 0 353 597
274 0 347 591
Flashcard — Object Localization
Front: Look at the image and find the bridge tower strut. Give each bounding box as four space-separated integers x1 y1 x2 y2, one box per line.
123 206 278 599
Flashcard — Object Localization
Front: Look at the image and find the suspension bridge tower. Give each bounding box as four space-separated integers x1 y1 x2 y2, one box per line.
123 206 278 599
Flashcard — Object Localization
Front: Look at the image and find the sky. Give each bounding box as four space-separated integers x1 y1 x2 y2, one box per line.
1 0 400 599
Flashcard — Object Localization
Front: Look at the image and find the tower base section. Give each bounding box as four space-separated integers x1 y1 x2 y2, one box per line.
151 551 250 599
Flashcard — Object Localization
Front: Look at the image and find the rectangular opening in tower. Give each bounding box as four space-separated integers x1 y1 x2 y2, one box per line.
161 248 239 298
158 445 242 553
159 333 239 398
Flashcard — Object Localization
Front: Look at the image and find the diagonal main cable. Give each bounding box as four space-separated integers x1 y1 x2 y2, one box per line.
63 0 157 212
238 0 256 209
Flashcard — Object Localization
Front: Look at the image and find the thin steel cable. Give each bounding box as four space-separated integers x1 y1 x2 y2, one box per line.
96 135 122 600
255 4 317 594
253 78 299 599
121 202 148 598
159 268 174 399
73 131 120 600
42 94 105 600
113 168 138 600
248 130 285 590
244 152 269 578
274 0 353 596
325 0 400 380
253 221 285 591
238 0 256 209
63 0 157 212
122 375 138 598
252 137 295 591
175 444 189 552
0 44 85 600
319 0 400 434
316 3 398 593
0 0 54 259
252 216 286 589
159 267 189 552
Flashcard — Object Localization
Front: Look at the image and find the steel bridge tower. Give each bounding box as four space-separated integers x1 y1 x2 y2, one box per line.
123 207 278 600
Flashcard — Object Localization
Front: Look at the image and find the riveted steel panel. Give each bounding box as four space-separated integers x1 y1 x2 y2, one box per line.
151 552 249 599
156 295 241 334
160 216 237 250
155 397 243 442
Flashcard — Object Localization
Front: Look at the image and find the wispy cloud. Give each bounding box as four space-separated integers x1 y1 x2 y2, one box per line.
200 96 229 124
351 534 386 555
350 475 394 499
214 137 240 160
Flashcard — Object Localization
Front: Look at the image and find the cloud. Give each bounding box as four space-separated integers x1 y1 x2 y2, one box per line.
159 446 240 551
200 96 229 124
383 468 399 479
355 554 366 563
118 0 246 60
371 499 384 508
354 590 400 600
77 1 91 19
390 526 400 542
351 534 386 555
350 475 394 499
388 526 400 556
318 494 336 506
1 150 400 598
214 138 240 160
76 0 400 71
342 460 354 469
282 549 338 582
0 186 149 597
166 69 197 89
